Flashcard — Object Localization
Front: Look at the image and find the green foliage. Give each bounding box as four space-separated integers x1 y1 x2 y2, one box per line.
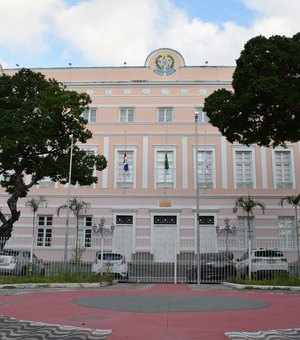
204 33 300 147
232 274 300 287
0 68 107 198
233 195 265 216
71 246 86 266
100 262 114 284
0 68 107 240
0 273 100 284
26 263 37 276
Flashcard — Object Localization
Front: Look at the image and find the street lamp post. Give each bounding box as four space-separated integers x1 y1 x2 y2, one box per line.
64 134 73 264
93 217 115 276
216 218 237 256
195 112 201 285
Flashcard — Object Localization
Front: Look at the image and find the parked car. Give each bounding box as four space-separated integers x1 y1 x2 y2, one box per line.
186 251 236 282
91 252 128 279
236 248 289 280
0 249 45 276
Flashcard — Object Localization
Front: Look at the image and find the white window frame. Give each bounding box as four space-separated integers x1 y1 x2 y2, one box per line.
193 145 215 189
77 146 98 188
195 107 209 124
237 216 255 250
157 107 173 123
114 147 136 189
278 216 296 250
82 108 97 123
37 215 53 247
272 147 295 189
78 216 93 248
233 146 256 189
154 146 176 189
120 107 134 122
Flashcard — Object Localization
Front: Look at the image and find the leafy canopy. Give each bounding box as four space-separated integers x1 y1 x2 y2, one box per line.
204 33 300 147
0 68 107 198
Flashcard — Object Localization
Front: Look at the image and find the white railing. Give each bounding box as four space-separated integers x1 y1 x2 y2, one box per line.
0 236 299 283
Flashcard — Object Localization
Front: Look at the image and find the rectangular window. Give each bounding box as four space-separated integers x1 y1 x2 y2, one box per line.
77 147 96 187
196 107 209 124
274 150 293 188
120 108 134 122
196 150 214 188
116 150 134 188
237 217 255 249
278 216 295 249
156 150 174 188
234 150 253 188
154 215 177 224
116 215 133 224
78 216 93 248
82 108 97 123
158 107 173 122
37 216 52 247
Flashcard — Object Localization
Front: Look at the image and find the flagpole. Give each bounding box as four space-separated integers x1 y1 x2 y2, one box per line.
124 130 127 192
204 128 207 191
195 113 201 286
164 125 169 194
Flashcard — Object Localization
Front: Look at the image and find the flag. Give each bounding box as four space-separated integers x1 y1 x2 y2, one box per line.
164 152 169 172
123 151 129 172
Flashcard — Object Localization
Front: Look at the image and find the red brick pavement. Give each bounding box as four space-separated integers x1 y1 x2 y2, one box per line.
0 284 299 339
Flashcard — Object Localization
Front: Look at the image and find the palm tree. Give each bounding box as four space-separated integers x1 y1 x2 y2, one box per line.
280 194 300 260
25 196 47 269
233 195 265 280
57 197 90 266
233 195 265 243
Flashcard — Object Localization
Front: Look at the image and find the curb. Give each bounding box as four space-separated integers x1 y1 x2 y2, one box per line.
223 282 300 291
0 280 118 290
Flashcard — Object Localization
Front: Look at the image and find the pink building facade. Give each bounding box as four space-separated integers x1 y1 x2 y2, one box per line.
1 48 299 262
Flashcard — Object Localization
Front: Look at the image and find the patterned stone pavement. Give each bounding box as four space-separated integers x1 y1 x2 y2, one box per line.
226 328 300 339
0 316 112 340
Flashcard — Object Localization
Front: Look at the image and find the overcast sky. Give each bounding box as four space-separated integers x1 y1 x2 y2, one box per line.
0 0 299 68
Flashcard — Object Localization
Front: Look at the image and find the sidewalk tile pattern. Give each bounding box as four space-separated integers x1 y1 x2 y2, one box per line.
0 316 112 340
226 328 300 339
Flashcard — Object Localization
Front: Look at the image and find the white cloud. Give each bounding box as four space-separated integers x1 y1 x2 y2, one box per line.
0 0 300 67
0 0 63 54
53 0 161 65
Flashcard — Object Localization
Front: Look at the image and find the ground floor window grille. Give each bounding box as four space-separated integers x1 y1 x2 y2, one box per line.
116 215 133 224
237 217 255 249
154 215 177 224
37 229 52 247
78 216 93 248
279 216 295 249
37 216 52 247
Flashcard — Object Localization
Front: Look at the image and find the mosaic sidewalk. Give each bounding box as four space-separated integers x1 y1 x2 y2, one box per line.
226 328 300 339
0 315 112 340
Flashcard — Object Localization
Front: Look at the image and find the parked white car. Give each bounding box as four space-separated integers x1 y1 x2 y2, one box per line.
0 249 45 276
91 252 128 279
236 248 289 280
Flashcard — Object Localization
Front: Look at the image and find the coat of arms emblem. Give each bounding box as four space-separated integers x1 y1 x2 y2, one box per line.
154 53 176 76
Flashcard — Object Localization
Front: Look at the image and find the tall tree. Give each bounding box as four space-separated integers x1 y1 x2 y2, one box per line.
204 33 300 147
0 68 107 247
280 194 300 260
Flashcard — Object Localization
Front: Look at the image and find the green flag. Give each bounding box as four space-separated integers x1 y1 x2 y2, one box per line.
164 152 169 171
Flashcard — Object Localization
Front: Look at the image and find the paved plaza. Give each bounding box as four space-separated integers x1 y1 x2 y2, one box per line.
0 283 299 339
0 316 111 339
